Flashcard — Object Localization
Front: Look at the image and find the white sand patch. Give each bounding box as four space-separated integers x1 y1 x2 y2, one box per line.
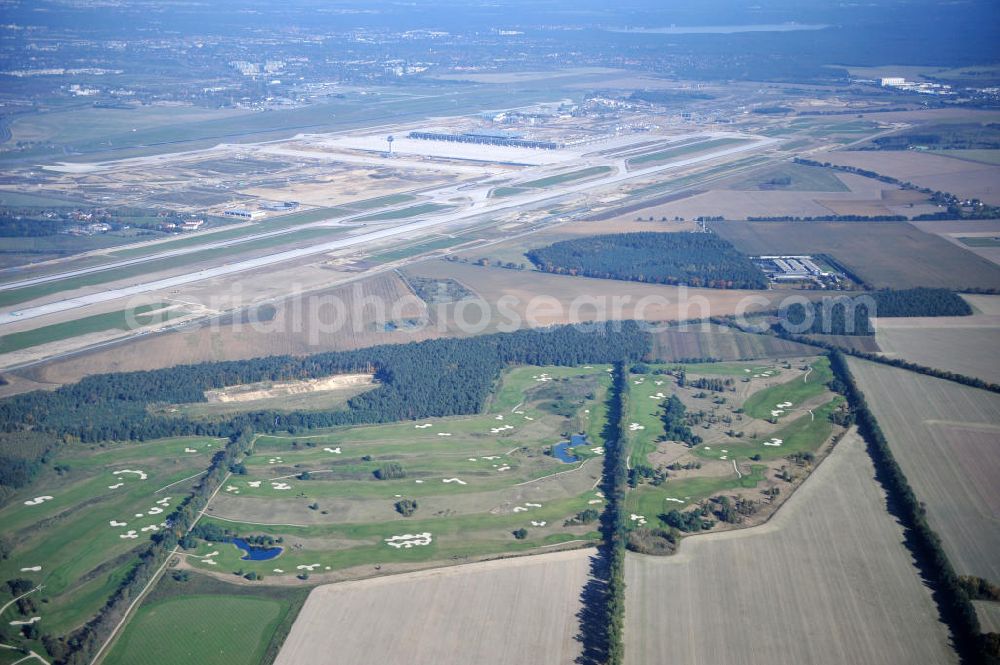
273 569 285 573
19 566 41 572
525 503 542 508
204 551 219 558
415 480 424 484
107 483 124 489
23 496 53 506
203 559 218 565
109 520 127 527
778 401 793 408
628 423 645 431
184 447 198 453
414 423 433 429
9 616 40 626
497 465 511 472
513 507 528 513
468 458 478 462
248 481 262 488
483 456 501 460
297 563 322 571
720 455 728 460
745 368 751 372
113 469 148 480
442 478 466 485
722 450 728 453
703 446 711 450
490 425 514 434
268 457 284 464
530 521 547 527
141 525 159 532
271 482 292 490
524 416 535 421
771 410 784 417
532 373 552 382
763 438 783 447
120 530 138 539
595 491 604 498
323 447 342 454
437 432 452 437
226 486 239 492
651 392 666 399
156 497 171 506
134 513 144 518
665 497 685 504
495 415 504 421
591 447 605 455
385 533 432 549
630 514 648 526
588 499 603 505
325 566 331 570
147 507 164 515
655 380 664 386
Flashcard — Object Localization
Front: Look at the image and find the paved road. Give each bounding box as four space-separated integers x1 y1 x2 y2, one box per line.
0 134 775 327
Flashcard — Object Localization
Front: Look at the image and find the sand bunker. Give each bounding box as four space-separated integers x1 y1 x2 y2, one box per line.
184 447 198 453
385 533 432 549
113 469 148 480
20 566 41 572
524 416 535 421
490 425 514 434
297 563 322 571
525 503 542 508
268 457 285 464
205 373 374 403
588 499 603 505
483 456 501 460
495 415 504 421
763 438 783 447
437 433 452 437
629 423 645 431
323 447 342 454
415 423 433 429
630 513 648 526
665 497 685 504
532 373 553 382
203 559 218 565
530 521 547 526
108 483 124 489
497 465 511 472
414 480 424 484
120 530 138 539
226 486 239 493
141 525 159 532
273 568 285 573
442 478 466 485
9 616 40 626
24 496 54 506
651 392 666 399
109 520 127 527
156 497 171 506
248 481 262 488
271 482 292 490
147 507 164 515
513 506 528 513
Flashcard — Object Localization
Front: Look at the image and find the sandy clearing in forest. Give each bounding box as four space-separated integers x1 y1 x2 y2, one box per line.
275 548 591 665
625 430 957 665
204 373 375 403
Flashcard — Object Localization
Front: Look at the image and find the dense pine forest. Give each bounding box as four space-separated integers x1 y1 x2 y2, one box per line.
780 288 972 336
0 322 650 447
526 232 769 290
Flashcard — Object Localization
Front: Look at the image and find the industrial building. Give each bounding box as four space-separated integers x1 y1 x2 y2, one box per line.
408 130 560 150
224 208 265 220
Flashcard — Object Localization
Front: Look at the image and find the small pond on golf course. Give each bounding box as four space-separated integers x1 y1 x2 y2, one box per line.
552 434 590 463
231 538 283 561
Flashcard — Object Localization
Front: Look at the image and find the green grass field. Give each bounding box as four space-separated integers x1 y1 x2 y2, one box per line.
355 203 447 222
368 235 468 262
742 357 832 421
626 138 749 167
181 365 612 579
621 357 839 527
0 436 221 636
104 595 286 665
0 226 347 308
0 303 182 354
517 166 612 189
728 162 849 192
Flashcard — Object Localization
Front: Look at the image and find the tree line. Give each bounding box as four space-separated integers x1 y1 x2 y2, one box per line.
526 232 769 290
828 351 996 664
0 323 651 445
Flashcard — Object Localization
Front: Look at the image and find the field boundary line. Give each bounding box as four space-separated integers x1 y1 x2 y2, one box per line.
154 471 205 493
206 515 312 528
514 457 593 486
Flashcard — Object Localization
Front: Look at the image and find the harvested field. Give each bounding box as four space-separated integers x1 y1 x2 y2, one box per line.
712 221 1000 290
650 324 817 361
405 260 790 328
275 549 591 665
625 430 957 665
821 149 1000 205
847 359 1000 581
909 219 1000 267
876 318 1000 385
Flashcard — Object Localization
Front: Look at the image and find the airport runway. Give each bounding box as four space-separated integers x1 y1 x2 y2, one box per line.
0 134 776 327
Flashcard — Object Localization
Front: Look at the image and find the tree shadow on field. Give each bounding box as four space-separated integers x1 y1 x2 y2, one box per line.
574 367 625 665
